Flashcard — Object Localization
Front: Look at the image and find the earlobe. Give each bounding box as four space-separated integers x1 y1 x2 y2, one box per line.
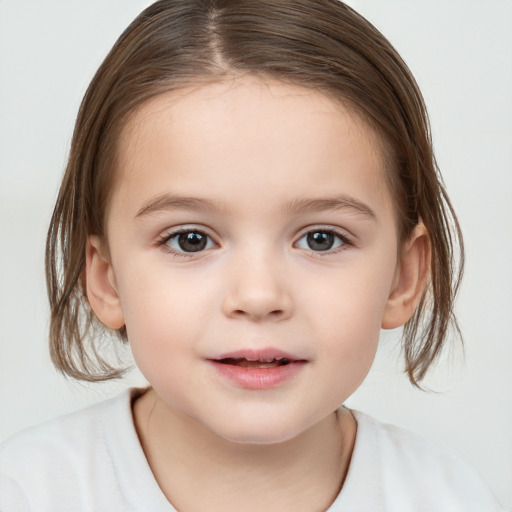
85 236 125 330
381 224 431 330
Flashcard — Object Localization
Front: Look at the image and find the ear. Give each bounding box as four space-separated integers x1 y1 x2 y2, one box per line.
85 235 125 330
381 223 431 329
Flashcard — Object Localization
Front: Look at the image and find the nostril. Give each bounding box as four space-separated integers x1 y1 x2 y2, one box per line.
231 308 285 320
222 287 293 321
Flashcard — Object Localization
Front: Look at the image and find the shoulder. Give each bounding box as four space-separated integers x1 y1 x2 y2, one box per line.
351 410 505 511
0 390 127 466
0 388 140 511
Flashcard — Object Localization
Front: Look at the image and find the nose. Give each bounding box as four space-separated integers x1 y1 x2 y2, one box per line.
221 251 293 322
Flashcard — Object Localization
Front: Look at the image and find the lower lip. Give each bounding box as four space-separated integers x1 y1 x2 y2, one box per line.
209 361 306 389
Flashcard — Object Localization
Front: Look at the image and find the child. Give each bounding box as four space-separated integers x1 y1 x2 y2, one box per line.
0 0 506 510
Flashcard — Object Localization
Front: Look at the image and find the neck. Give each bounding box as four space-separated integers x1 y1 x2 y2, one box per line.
133 388 356 512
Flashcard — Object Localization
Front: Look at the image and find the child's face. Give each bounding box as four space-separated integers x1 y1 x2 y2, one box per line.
92 78 405 444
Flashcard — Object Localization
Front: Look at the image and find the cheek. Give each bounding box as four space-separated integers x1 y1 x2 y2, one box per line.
313 294 383 403
115 262 205 354
298 251 396 326
297 250 396 368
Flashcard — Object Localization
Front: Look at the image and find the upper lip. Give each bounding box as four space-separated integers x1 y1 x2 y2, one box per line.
210 348 306 363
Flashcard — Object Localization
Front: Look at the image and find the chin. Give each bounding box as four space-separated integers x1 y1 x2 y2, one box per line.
206 415 309 446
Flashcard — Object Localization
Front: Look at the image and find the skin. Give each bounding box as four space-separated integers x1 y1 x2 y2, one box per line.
86 77 429 511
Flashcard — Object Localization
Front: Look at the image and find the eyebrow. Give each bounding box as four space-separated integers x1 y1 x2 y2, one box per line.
135 194 232 218
282 195 376 219
135 192 376 220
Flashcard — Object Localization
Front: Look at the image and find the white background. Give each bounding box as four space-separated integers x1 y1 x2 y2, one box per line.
0 0 511 508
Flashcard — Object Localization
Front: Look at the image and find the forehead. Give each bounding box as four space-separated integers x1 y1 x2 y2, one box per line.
120 77 383 155
112 77 392 218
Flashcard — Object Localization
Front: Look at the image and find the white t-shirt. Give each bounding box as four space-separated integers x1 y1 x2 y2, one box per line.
0 388 505 512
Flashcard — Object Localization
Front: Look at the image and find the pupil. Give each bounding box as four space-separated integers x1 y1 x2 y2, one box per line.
307 232 334 251
178 232 207 252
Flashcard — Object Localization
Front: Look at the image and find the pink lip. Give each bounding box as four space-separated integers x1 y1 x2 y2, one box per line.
208 348 307 390
213 348 301 362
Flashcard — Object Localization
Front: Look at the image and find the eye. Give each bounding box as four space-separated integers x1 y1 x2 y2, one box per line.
160 229 216 254
295 229 348 252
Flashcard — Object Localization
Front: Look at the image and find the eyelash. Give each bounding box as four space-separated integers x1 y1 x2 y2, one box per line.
156 228 215 258
295 228 352 255
155 227 353 258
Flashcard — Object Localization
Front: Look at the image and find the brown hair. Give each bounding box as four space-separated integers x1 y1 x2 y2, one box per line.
46 0 464 385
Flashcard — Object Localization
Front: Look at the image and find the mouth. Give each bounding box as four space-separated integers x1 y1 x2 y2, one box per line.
210 348 306 367
216 357 294 369
208 349 307 389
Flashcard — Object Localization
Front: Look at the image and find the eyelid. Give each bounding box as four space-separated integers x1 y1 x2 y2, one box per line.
156 225 219 257
294 225 354 254
295 224 353 241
